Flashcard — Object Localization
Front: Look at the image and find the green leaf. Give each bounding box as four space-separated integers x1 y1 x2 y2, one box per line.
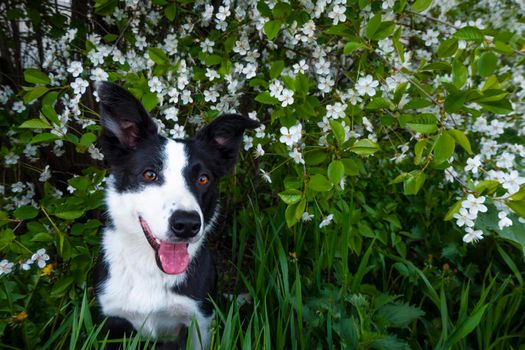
308 174 333 192
341 158 362 176
377 303 425 327
24 86 49 103
364 14 382 39
366 97 391 110
24 68 50 85
55 210 85 220
164 3 176 21
453 26 484 41
506 199 525 219
403 172 426 195
285 203 299 227
476 99 513 114
434 132 455 164
14 205 38 220
79 132 97 147
442 305 488 348
328 160 345 185
452 59 468 88
444 199 462 221
477 51 497 78
30 133 61 144
205 54 223 66
406 114 438 134
411 0 432 13
270 60 285 79
350 139 380 155
437 38 458 58
94 0 118 15
474 180 500 195
141 92 158 112
343 42 366 55
414 139 427 165
444 92 465 113
41 104 59 125
50 275 75 297
19 118 51 129
278 189 302 205
448 129 472 155
255 92 279 105
329 120 346 145
263 20 281 40
372 21 395 41
148 48 169 65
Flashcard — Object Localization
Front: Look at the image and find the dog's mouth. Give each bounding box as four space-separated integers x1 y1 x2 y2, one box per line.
139 216 190 275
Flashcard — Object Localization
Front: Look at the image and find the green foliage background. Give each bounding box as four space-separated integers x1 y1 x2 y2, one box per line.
0 0 524 348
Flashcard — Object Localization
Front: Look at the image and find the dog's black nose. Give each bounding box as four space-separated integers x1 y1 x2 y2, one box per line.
169 211 201 239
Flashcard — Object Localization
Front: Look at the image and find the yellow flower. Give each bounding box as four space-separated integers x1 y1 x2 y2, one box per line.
41 263 54 276
14 311 28 323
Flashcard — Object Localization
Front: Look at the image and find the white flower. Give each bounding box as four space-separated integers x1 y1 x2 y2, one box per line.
260 169 272 183
502 170 525 195
71 78 89 95
327 5 346 25
4 152 19 166
269 80 284 98
453 207 476 227
421 29 439 47
205 68 220 81
215 6 230 22
67 61 83 77
279 123 302 147
498 211 513 230
254 144 265 158
242 63 257 79
148 77 164 94
135 35 147 50
13 101 26 113
356 75 379 97
90 67 108 82
293 60 309 74
39 165 52 182
280 89 294 107
243 136 254 151
463 227 484 244
0 259 14 275
163 107 179 121
317 76 334 94
203 89 219 103
464 155 482 174
200 38 215 53
302 212 314 222
289 148 305 164
325 102 347 119
181 90 193 105
382 0 396 9
21 259 32 271
88 145 104 160
462 194 488 215
31 248 50 268
319 214 334 228
202 4 214 22
496 152 515 169
170 124 186 138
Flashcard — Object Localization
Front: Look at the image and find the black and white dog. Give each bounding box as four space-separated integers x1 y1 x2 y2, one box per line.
94 82 258 348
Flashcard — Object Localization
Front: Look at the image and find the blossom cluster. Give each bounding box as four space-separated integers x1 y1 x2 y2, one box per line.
0 0 523 255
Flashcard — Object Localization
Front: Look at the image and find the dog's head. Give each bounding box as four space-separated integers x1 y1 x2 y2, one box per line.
97 82 259 275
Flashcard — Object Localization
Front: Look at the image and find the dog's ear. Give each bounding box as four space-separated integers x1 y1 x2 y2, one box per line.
97 81 158 151
194 114 260 176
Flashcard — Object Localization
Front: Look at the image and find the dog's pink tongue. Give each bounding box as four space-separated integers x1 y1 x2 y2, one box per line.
158 242 189 274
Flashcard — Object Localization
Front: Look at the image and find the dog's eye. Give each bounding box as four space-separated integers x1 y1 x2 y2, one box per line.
143 169 157 182
197 175 209 186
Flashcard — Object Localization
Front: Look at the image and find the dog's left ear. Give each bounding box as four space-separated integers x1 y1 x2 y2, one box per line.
194 114 260 176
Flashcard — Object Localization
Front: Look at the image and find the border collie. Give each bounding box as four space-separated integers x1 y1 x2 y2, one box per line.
94 82 259 348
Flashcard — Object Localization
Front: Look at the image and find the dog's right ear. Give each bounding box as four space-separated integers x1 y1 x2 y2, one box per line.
96 82 158 152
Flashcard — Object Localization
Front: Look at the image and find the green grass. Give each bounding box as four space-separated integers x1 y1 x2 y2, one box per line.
10 198 520 350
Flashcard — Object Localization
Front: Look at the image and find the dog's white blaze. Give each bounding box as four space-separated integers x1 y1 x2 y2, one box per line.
98 139 213 347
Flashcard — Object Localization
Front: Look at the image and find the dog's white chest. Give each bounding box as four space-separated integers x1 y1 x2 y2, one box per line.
98 231 201 338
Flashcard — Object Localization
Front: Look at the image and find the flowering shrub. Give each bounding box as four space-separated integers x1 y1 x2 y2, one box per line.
1 0 524 347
